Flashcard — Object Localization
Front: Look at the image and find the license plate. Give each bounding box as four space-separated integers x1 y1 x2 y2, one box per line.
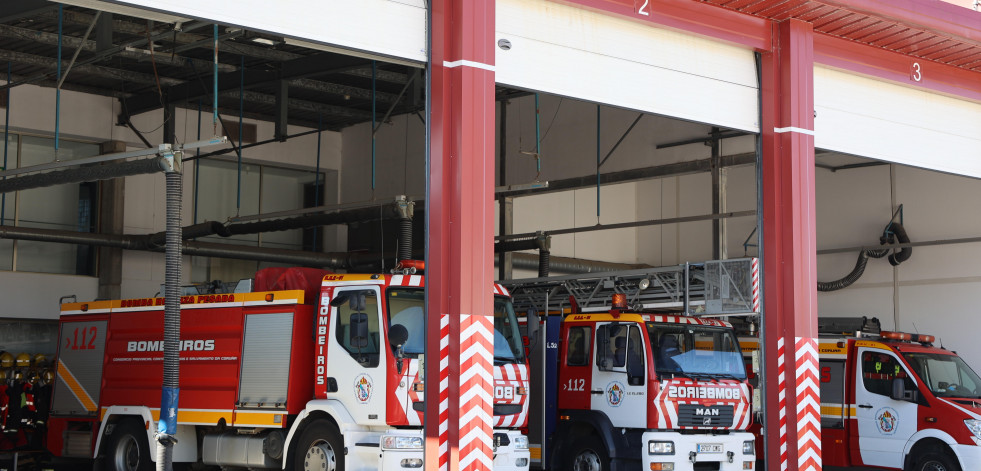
697 443 723 453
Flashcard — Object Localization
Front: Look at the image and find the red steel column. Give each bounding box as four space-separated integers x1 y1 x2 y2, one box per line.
760 19 821 471
425 0 496 470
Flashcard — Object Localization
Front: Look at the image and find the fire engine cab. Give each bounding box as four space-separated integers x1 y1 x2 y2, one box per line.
505 258 760 471
48 264 530 471
821 318 981 471
743 317 981 471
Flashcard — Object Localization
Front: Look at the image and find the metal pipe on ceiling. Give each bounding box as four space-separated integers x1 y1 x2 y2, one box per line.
0 223 644 275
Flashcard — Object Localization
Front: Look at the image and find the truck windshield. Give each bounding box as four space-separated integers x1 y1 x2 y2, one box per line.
386 288 525 363
647 322 746 379
903 351 981 399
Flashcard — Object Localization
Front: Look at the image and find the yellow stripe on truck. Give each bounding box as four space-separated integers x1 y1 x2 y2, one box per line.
57 360 97 412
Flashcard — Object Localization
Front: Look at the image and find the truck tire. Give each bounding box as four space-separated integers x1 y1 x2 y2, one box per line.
567 436 610 471
104 420 152 471
294 420 344 471
911 450 961 471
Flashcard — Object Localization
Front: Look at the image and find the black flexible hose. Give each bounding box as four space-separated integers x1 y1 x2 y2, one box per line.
817 248 889 292
397 217 412 263
538 250 550 278
887 222 912 266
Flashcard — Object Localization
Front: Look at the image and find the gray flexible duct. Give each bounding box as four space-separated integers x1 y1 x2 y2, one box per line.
157 170 182 471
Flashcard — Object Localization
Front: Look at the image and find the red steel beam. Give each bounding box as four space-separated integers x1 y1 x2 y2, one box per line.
760 19 821 471
425 0 497 470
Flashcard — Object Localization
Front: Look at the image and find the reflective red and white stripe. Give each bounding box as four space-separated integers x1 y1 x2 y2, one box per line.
494 363 529 428
390 274 424 286
458 314 494 471
751 258 760 313
778 337 788 471
651 379 750 430
439 314 450 471
796 337 822 471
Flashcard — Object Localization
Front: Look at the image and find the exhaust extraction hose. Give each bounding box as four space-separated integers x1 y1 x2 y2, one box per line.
818 222 912 292
157 167 182 471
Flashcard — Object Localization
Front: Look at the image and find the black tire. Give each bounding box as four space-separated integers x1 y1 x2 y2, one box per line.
566 435 610 471
293 420 344 471
911 450 961 471
103 420 152 471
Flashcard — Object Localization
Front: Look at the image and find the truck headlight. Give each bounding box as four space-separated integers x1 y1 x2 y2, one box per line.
965 419 981 440
743 440 754 454
381 435 423 450
649 441 674 455
512 435 529 449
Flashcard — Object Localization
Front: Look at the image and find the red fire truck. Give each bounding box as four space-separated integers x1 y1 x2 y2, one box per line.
741 317 981 471
505 259 760 471
47 265 530 471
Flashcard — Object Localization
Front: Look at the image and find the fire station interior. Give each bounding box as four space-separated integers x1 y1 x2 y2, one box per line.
2 2 981 470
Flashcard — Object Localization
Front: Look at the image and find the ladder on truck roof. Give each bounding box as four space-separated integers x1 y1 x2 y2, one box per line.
501 258 760 317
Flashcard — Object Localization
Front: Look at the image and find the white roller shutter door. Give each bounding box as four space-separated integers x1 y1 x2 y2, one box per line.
815 66 981 178
495 0 759 132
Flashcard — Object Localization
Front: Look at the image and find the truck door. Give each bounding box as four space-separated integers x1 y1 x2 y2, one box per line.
853 346 918 469
326 286 387 426
591 322 646 428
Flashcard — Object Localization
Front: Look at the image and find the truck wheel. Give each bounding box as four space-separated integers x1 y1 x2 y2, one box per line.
104 420 152 471
294 420 344 471
911 450 960 471
568 436 610 471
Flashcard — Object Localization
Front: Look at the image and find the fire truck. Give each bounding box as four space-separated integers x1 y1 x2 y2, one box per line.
504 258 760 471
47 264 530 471
741 317 981 471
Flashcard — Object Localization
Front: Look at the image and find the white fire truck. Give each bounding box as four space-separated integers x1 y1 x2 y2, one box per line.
504 259 760 471
47 264 530 471
741 317 981 471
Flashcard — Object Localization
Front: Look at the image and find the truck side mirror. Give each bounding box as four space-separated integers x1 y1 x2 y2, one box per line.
389 324 409 350
527 309 540 350
350 312 369 348
389 324 409 374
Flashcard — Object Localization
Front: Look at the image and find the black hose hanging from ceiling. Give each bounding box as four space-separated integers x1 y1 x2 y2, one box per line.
397 217 412 263
538 250 550 277
886 222 912 266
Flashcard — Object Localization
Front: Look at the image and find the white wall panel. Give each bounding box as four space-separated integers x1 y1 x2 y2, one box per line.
496 0 759 131
0 271 98 319
814 67 981 178
103 0 426 64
